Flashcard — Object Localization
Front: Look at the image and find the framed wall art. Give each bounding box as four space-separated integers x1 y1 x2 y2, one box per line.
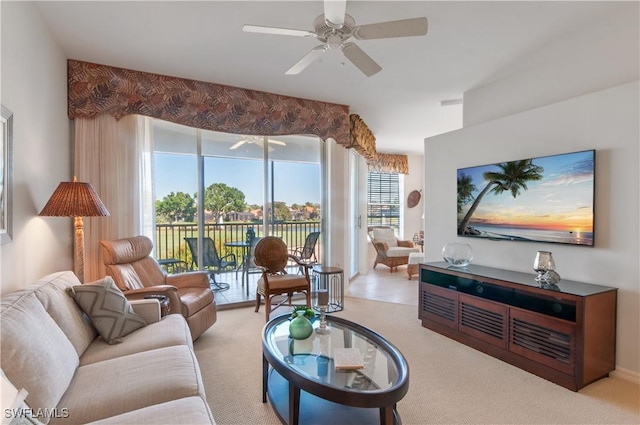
1 105 13 244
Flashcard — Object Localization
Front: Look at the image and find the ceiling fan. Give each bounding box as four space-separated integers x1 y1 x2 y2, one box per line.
229 136 287 151
242 0 428 77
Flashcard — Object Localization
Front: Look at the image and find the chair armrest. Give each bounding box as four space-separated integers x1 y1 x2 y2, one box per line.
123 285 178 296
289 247 302 256
130 299 161 323
288 254 313 269
123 286 180 315
397 240 414 248
166 271 210 289
220 253 237 263
372 241 390 254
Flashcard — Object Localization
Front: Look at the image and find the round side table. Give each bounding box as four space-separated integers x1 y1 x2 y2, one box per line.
312 266 344 312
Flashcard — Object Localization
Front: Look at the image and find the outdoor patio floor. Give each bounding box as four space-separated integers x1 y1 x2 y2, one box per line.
211 246 418 310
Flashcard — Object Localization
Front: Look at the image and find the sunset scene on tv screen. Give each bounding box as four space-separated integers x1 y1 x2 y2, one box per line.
457 150 594 246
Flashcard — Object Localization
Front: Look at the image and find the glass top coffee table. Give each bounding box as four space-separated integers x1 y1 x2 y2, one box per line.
262 314 409 425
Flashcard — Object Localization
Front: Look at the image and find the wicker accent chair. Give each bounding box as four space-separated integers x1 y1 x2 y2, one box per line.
369 226 421 272
253 236 312 321
100 235 217 340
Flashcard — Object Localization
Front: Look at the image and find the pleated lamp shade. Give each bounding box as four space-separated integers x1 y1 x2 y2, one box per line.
39 178 109 218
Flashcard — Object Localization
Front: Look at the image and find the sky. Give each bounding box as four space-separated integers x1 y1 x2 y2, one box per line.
154 154 321 206
458 150 595 233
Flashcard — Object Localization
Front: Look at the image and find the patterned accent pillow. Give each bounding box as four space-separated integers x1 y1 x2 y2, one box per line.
67 277 147 344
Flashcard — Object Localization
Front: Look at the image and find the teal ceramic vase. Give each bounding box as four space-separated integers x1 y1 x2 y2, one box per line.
289 311 313 340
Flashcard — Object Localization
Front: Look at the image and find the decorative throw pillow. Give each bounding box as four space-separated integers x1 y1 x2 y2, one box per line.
67 277 147 344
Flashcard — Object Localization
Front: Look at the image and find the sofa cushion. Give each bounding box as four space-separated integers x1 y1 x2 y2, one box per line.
32 271 97 356
257 274 309 291
68 277 147 344
84 397 215 425
53 345 206 425
373 227 398 247
79 314 193 365
1 292 79 423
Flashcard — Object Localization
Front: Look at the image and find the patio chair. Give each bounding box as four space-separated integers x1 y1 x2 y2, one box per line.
254 236 312 321
289 231 320 273
184 237 237 291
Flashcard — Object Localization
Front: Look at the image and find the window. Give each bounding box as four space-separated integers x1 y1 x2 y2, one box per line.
367 171 400 231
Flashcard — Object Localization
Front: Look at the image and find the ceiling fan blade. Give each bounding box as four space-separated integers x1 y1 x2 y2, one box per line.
267 139 287 146
353 17 428 40
341 42 382 77
242 24 316 38
285 45 329 75
324 0 347 27
229 141 246 150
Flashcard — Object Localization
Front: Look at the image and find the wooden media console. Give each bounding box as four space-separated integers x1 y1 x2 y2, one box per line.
419 262 617 391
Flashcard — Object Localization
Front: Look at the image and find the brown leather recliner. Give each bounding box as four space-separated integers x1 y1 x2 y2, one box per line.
100 235 216 340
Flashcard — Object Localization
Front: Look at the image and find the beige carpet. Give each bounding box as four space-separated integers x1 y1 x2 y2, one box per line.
193 297 640 425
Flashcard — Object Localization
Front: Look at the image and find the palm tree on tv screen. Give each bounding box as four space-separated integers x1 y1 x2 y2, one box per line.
457 173 476 215
457 159 544 235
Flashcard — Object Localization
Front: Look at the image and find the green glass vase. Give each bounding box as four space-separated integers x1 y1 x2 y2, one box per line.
289 311 313 340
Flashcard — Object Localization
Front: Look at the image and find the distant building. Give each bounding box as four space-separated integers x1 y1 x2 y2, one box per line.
226 211 256 221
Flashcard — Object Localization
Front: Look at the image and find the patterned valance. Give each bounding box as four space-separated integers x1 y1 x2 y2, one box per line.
369 153 409 174
67 60 349 145
348 114 378 162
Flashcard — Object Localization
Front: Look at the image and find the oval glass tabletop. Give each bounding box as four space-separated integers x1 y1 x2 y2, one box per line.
263 314 408 398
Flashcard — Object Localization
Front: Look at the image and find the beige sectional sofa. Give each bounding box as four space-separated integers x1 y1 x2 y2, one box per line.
1 271 215 425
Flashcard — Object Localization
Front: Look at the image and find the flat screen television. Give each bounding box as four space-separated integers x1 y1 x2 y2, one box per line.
457 149 595 246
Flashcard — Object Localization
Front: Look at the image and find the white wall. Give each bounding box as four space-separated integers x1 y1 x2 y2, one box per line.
403 154 424 241
464 4 639 127
0 2 72 293
424 81 639 376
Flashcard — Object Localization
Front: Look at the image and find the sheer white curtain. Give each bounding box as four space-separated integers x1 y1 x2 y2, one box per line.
74 114 154 282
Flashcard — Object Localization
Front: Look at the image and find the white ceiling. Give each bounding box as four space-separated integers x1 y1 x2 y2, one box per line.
35 1 628 154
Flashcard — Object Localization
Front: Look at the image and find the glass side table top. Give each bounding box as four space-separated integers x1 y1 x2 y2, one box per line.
263 314 408 395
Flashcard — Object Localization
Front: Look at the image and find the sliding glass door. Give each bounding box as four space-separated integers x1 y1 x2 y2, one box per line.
151 119 324 298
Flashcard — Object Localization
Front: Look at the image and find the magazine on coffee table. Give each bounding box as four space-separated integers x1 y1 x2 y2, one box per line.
333 348 364 370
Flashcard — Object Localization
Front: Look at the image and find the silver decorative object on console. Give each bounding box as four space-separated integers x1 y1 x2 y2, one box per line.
533 251 561 287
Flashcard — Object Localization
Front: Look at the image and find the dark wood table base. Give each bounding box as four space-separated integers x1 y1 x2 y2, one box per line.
266 368 400 425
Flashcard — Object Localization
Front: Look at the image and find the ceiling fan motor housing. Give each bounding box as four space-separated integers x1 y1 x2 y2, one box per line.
314 14 356 45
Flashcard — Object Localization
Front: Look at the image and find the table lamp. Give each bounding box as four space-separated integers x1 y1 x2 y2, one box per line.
39 177 109 283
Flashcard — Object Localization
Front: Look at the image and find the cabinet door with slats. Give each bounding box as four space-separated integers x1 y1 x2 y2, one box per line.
509 308 576 375
458 294 508 349
420 284 458 329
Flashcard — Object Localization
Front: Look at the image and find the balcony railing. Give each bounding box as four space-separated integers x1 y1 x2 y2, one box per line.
154 221 321 267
